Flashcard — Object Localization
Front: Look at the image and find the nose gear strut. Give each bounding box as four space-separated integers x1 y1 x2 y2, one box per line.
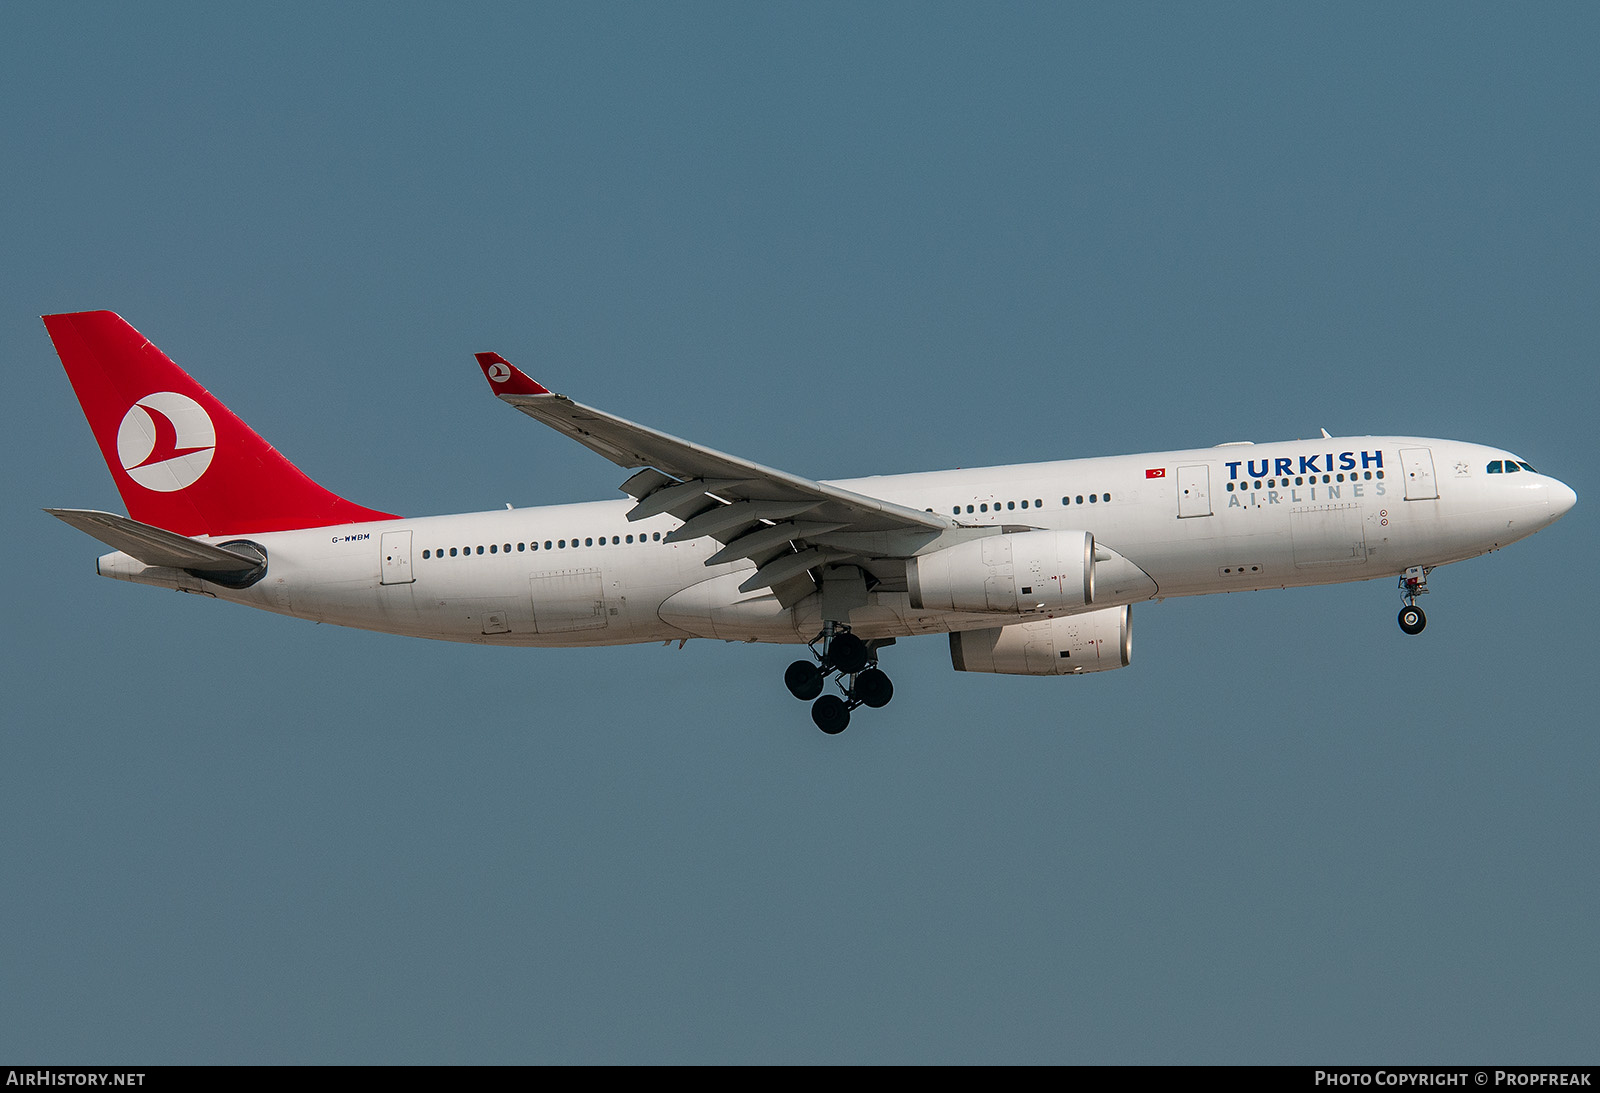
1397 565 1430 635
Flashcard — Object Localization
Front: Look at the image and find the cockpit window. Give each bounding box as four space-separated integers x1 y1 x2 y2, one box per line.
1518 461 1538 473
1487 461 1502 473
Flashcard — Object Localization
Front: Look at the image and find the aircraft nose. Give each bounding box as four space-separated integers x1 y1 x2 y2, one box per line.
1547 478 1577 520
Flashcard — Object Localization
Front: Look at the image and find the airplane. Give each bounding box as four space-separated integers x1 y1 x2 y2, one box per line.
43 311 1577 733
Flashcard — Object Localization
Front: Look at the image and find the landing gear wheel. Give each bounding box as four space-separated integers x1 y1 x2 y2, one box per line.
853 667 894 709
825 632 869 675
812 694 851 734
1398 605 1426 635
784 660 825 701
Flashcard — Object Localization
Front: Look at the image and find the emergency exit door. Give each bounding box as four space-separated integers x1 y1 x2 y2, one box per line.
380 530 414 585
1177 464 1213 518
1400 448 1438 501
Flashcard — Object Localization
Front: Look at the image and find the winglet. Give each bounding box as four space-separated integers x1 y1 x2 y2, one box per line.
475 352 550 396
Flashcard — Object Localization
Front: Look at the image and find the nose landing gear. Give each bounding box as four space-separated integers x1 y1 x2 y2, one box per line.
783 624 895 733
1397 566 1430 635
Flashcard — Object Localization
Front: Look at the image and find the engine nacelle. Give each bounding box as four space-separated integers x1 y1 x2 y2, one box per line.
949 605 1132 675
908 530 1094 614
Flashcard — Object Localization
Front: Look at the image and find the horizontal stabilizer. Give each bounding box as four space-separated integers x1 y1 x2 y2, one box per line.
46 508 263 571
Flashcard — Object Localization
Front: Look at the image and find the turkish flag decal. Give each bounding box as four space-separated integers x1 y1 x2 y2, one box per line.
1146 468 1166 479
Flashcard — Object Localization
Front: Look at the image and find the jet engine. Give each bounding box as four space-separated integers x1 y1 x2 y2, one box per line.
949 605 1131 675
908 530 1094 614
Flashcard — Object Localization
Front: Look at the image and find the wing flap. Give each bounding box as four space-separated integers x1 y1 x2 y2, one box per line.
738 547 846 594
618 467 678 501
625 477 750 522
664 500 822 544
703 521 849 566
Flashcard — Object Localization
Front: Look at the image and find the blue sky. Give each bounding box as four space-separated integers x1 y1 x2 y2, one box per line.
3 3 1596 1063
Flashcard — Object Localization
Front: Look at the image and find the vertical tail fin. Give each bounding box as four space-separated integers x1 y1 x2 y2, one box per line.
44 311 397 536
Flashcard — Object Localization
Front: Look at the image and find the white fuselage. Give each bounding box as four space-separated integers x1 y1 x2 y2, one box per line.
93 436 1574 647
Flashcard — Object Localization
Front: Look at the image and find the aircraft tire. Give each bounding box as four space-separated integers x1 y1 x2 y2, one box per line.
812 695 850 734
785 660 825 701
1398 605 1426 635
854 667 893 709
826 632 869 675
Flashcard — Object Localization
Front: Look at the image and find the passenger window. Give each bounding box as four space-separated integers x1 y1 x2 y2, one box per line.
653 532 661 541
1089 494 1097 503
1007 501 1015 510
1062 497 1070 506
476 545 484 554
1076 495 1084 504
1020 500 1028 509
585 537 593 546
422 549 430 559
544 541 552 550
559 540 566 548
489 544 497 553
980 503 987 512
1103 493 1110 502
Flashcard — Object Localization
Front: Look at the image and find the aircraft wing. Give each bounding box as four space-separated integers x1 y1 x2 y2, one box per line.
475 353 953 600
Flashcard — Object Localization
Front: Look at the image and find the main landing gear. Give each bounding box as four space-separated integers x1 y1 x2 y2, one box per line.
1397 565 1430 635
783 625 894 734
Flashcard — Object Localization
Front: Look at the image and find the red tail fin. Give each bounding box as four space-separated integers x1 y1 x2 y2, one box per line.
45 311 397 536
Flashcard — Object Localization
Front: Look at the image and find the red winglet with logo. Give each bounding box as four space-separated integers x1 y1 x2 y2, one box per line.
44 311 398 537
474 352 550 396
